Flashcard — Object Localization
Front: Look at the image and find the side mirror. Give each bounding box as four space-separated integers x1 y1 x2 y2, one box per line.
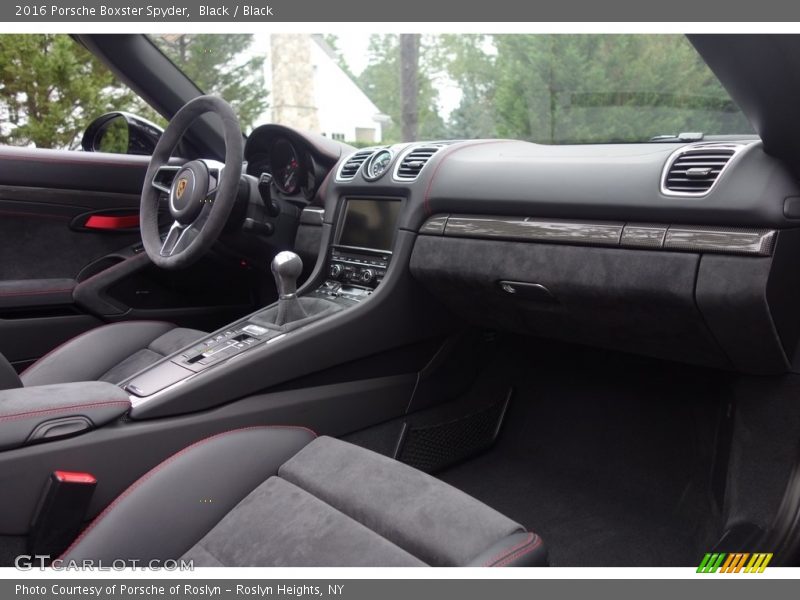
81 112 164 155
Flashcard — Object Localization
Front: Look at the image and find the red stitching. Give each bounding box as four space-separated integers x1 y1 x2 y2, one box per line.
483 532 536 567
58 425 317 559
75 254 143 288
21 320 173 377
314 170 333 207
493 538 544 567
0 401 130 423
0 287 73 298
422 140 511 216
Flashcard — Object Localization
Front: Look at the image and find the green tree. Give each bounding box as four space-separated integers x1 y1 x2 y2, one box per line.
433 34 498 139
490 34 751 143
357 34 446 143
0 34 136 149
153 34 268 133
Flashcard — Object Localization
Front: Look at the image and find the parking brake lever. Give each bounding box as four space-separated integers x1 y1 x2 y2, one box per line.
271 251 308 326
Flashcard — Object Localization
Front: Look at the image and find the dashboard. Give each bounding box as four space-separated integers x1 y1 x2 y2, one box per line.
236 121 800 378
290 134 800 378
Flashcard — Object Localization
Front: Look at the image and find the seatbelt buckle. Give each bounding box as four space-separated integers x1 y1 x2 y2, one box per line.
28 471 97 558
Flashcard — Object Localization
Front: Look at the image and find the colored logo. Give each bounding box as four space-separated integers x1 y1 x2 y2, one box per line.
176 177 188 199
697 553 773 573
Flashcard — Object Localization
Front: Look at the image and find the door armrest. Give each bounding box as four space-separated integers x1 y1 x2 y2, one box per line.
0 279 76 309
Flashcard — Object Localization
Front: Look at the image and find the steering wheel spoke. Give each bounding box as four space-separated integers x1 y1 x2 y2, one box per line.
151 166 181 194
201 159 225 200
159 221 186 257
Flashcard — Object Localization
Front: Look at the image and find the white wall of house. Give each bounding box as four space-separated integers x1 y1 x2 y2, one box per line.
250 34 388 144
309 37 389 144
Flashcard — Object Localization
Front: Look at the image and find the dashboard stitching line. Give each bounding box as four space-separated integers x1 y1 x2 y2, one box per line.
423 140 511 217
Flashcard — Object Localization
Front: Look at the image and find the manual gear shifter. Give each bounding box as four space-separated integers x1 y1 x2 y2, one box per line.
271 251 308 326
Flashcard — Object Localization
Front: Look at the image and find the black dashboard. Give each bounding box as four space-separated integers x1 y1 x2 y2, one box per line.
301 135 800 377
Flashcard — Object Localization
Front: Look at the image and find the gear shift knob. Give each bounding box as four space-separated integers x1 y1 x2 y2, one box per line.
271 251 307 326
271 251 303 299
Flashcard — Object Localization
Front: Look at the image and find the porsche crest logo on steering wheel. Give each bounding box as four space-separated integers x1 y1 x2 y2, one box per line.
175 177 188 199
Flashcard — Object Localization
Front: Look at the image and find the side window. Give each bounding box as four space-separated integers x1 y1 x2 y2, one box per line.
0 34 161 152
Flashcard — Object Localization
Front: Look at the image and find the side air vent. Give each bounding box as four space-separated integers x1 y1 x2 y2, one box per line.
662 143 747 196
394 144 447 181
336 149 376 181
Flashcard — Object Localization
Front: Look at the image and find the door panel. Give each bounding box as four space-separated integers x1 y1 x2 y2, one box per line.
0 147 259 370
0 197 140 281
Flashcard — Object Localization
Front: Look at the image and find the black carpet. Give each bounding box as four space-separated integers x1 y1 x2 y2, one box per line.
0 536 27 567
437 338 729 567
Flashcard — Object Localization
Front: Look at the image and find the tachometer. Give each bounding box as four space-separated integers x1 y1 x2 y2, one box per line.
270 138 303 194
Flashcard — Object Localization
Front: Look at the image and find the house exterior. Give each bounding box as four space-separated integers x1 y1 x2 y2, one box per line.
253 34 390 144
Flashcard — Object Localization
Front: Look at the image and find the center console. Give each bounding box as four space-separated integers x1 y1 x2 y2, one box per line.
124 196 404 405
310 197 400 303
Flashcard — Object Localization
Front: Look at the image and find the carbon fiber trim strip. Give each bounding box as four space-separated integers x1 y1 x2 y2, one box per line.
420 214 777 257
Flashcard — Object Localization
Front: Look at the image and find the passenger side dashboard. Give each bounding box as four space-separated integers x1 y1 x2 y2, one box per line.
321 138 800 375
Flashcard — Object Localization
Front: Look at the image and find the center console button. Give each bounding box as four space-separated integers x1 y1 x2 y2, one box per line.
242 324 269 336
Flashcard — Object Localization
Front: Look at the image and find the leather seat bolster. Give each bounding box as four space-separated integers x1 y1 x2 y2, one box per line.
20 321 176 387
59 426 317 562
466 531 548 567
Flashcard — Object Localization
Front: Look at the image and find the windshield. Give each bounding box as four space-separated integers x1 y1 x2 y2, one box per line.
156 34 752 145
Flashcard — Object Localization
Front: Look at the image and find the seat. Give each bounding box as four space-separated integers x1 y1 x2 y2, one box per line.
59 427 547 567
14 321 206 388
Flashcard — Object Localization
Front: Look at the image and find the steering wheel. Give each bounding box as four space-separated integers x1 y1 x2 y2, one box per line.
140 95 243 269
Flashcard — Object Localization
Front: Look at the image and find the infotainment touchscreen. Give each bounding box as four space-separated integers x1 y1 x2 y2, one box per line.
337 199 401 251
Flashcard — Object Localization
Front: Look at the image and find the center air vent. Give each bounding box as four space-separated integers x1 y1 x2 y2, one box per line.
336 149 376 181
394 144 447 181
662 143 747 196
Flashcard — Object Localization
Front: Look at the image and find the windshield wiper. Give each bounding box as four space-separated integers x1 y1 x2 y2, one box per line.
649 132 704 143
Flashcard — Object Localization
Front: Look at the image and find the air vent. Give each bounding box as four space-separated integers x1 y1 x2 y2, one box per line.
336 149 376 181
662 143 747 196
394 144 447 181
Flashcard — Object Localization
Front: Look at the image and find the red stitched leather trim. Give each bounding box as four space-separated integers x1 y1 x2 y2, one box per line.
314 170 333 207
493 537 544 567
0 401 130 423
0 287 73 298
483 532 536 567
422 140 511 216
58 425 318 560
75 254 140 288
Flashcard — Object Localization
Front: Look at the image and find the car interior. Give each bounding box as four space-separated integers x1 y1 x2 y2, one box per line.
1 33 800 567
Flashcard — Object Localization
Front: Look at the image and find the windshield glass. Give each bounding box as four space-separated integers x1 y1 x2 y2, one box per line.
150 33 753 145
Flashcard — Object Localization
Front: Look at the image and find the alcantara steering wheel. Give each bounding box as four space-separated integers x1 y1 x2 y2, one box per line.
140 95 243 269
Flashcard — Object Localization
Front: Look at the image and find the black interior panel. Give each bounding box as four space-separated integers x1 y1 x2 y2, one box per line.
0 314 102 369
410 235 730 369
410 232 800 375
391 140 800 233
0 199 139 281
